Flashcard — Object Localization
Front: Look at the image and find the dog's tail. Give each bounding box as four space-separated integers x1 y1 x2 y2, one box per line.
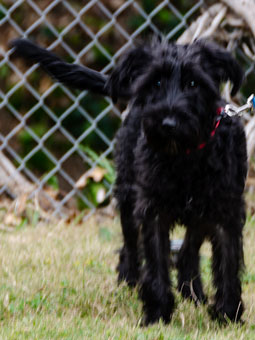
10 39 109 96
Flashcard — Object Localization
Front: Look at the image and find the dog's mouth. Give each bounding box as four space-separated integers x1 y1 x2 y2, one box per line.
142 117 200 155
164 139 180 155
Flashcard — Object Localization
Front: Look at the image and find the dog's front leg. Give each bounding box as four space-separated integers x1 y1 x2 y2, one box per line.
117 201 140 287
177 226 207 304
209 223 244 322
139 212 174 325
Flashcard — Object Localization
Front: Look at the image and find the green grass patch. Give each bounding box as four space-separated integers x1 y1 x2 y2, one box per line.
0 217 253 339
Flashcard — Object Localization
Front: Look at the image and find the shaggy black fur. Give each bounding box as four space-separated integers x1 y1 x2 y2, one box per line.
11 38 247 325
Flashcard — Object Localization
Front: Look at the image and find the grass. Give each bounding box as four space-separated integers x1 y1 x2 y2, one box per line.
0 215 254 339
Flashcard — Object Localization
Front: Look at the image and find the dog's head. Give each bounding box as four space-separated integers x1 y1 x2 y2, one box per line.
106 39 244 153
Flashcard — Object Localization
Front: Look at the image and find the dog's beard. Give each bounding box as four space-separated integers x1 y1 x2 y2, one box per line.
144 132 183 155
146 132 202 155
165 139 179 155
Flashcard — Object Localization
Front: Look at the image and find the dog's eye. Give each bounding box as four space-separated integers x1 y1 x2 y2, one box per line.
188 80 196 88
156 80 161 88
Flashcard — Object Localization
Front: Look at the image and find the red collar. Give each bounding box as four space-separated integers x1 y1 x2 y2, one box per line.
186 107 224 154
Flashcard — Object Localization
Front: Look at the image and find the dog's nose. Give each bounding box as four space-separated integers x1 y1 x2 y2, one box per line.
162 117 177 129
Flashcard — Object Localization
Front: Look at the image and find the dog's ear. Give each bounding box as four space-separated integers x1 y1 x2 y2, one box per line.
105 46 152 102
193 40 244 96
10 39 108 96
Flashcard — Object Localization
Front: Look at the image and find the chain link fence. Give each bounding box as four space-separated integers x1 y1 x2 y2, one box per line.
0 0 255 222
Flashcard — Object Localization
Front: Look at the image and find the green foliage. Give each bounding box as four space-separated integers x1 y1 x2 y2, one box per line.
81 146 116 184
46 175 59 190
0 8 5 20
77 145 116 209
0 64 10 79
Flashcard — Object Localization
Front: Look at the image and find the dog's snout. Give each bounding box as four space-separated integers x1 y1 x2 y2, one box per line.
162 117 177 129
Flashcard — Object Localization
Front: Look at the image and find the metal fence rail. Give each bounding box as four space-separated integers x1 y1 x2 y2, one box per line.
0 0 253 221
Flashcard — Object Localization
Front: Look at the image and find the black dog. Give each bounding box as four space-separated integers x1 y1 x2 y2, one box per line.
11 38 247 325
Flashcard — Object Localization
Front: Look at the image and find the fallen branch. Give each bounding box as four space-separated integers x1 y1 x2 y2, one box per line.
178 4 226 44
0 151 34 195
220 0 255 37
0 151 69 222
200 5 227 39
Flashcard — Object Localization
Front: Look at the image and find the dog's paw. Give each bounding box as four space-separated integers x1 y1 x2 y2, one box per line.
141 292 175 326
208 300 244 323
141 306 172 326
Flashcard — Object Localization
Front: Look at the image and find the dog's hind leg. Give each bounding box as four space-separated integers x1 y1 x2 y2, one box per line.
117 199 140 287
139 213 175 325
209 218 244 322
177 226 207 304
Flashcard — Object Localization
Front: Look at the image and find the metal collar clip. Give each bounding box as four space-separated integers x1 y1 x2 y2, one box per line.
225 94 255 117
